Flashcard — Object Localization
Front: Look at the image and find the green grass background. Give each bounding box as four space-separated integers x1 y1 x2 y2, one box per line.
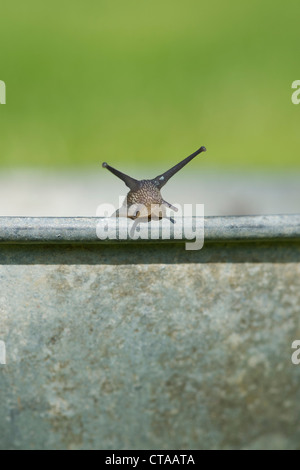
0 0 300 170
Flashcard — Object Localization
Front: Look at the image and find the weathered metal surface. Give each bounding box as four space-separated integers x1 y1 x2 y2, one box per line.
0 216 300 450
0 215 299 243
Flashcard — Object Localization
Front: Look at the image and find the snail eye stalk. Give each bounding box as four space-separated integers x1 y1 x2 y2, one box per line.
152 146 206 189
102 162 141 191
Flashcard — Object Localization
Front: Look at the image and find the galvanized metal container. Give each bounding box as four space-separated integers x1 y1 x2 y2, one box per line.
1 215 300 450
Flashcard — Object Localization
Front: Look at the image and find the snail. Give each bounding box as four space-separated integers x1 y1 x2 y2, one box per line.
102 145 206 221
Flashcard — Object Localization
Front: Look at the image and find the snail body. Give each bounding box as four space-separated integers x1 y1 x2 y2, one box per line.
102 146 206 220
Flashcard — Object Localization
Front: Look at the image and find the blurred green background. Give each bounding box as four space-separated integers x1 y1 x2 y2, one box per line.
0 0 300 170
